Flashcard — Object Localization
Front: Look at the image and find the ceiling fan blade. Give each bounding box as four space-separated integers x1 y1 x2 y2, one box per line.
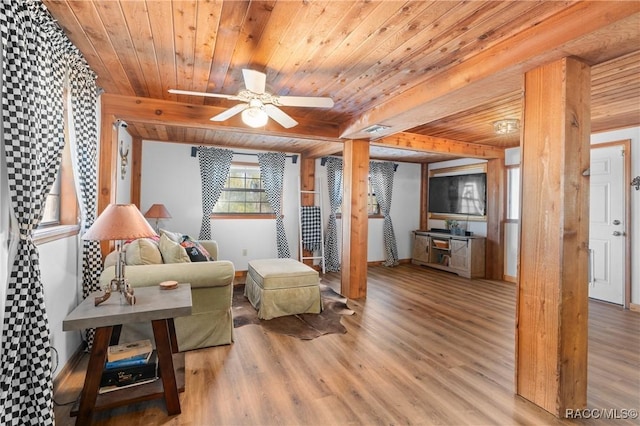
242 69 266 94
277 95 334 108
264 104 298 128
168 88 240 100
210 103 248 121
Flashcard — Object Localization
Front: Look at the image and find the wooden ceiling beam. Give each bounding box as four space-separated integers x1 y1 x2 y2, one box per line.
101 93 341 142
301 141 344 159
374 132 504 159
340 2 640 140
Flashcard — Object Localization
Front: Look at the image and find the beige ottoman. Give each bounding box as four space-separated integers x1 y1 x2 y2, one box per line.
244 258 322 320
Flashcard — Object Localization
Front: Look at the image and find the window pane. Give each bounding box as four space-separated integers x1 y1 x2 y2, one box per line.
40 193 60 225
245 202 260 213
228 177 245 188
229 191 245 202
40 170 61 225
247 177 261 189
246 191 261 202
507 167 520 220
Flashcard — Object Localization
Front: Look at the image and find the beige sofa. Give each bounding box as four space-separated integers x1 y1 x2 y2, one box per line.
99 240 235 352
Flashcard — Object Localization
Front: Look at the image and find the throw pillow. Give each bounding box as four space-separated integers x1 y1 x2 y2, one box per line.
180 236 214 262
159 234 191 264
103 250 119 269
159 228 183 243
125 238 163 265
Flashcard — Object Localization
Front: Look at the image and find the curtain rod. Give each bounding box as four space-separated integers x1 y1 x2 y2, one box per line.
320 156 398 171
190 147 298 163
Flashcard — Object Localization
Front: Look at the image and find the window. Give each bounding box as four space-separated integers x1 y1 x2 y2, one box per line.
212 163 274 216
367 178 381 216
506 166 520 220
337 176 380 217
34 88 79 243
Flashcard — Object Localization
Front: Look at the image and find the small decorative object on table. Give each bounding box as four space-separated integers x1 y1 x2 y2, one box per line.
445 219 461 235
159 280 178 290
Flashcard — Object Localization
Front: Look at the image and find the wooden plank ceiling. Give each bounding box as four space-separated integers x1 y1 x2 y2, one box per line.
44 1 640 163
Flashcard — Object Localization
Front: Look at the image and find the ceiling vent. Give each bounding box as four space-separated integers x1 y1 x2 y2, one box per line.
363 124 391 134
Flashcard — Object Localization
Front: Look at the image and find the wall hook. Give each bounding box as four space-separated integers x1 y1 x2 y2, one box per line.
119 140 129 180
631 176 640 191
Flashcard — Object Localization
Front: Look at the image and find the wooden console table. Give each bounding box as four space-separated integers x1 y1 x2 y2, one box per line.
63 283 192 425
412 230 486 278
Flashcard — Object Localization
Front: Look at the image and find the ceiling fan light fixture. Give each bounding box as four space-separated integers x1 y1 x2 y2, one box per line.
242 106 269 128
493 119 520 135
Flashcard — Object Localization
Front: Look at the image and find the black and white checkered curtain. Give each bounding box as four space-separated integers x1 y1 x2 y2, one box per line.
198 146 233 239
0 1 68 424
69 57 101 346
324 157 343 272
257 152 290 258
370 161 399 266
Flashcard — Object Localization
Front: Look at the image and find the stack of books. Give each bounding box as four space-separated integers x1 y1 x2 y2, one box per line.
99 339 159 394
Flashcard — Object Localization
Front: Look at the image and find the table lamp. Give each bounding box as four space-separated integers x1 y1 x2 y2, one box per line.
83 204 156 306
144 203 172 232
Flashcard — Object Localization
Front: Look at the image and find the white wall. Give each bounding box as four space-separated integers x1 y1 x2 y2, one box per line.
314 159 421 263
427 158 489 236
39 236 83 379
140 141 301 270
591 127 639 305
140 142 422 269
501 127 639 305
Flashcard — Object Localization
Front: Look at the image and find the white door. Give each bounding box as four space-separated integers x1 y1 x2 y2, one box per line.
589 145 626 305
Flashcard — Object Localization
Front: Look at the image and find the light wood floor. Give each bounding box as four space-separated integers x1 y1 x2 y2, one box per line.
54 264 640 425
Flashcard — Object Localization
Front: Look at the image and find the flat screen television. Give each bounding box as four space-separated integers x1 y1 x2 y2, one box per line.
428 172 487 216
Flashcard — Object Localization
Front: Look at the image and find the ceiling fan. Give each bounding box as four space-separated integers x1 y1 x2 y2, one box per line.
169 69 334 129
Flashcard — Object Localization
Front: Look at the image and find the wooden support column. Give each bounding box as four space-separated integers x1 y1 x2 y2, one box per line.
98 111 118 257
485 158 505 279
517 57 590 417
300 155 316 266
341 139 369 299
131 136 142 209
419 164 429 231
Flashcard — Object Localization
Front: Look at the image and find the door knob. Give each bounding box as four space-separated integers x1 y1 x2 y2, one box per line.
613 219 621 225
612 231 625 236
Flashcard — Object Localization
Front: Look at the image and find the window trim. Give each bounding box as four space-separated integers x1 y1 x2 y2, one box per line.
34 224 80 246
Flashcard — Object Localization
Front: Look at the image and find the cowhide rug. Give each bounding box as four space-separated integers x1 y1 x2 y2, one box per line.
232 283 355 340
